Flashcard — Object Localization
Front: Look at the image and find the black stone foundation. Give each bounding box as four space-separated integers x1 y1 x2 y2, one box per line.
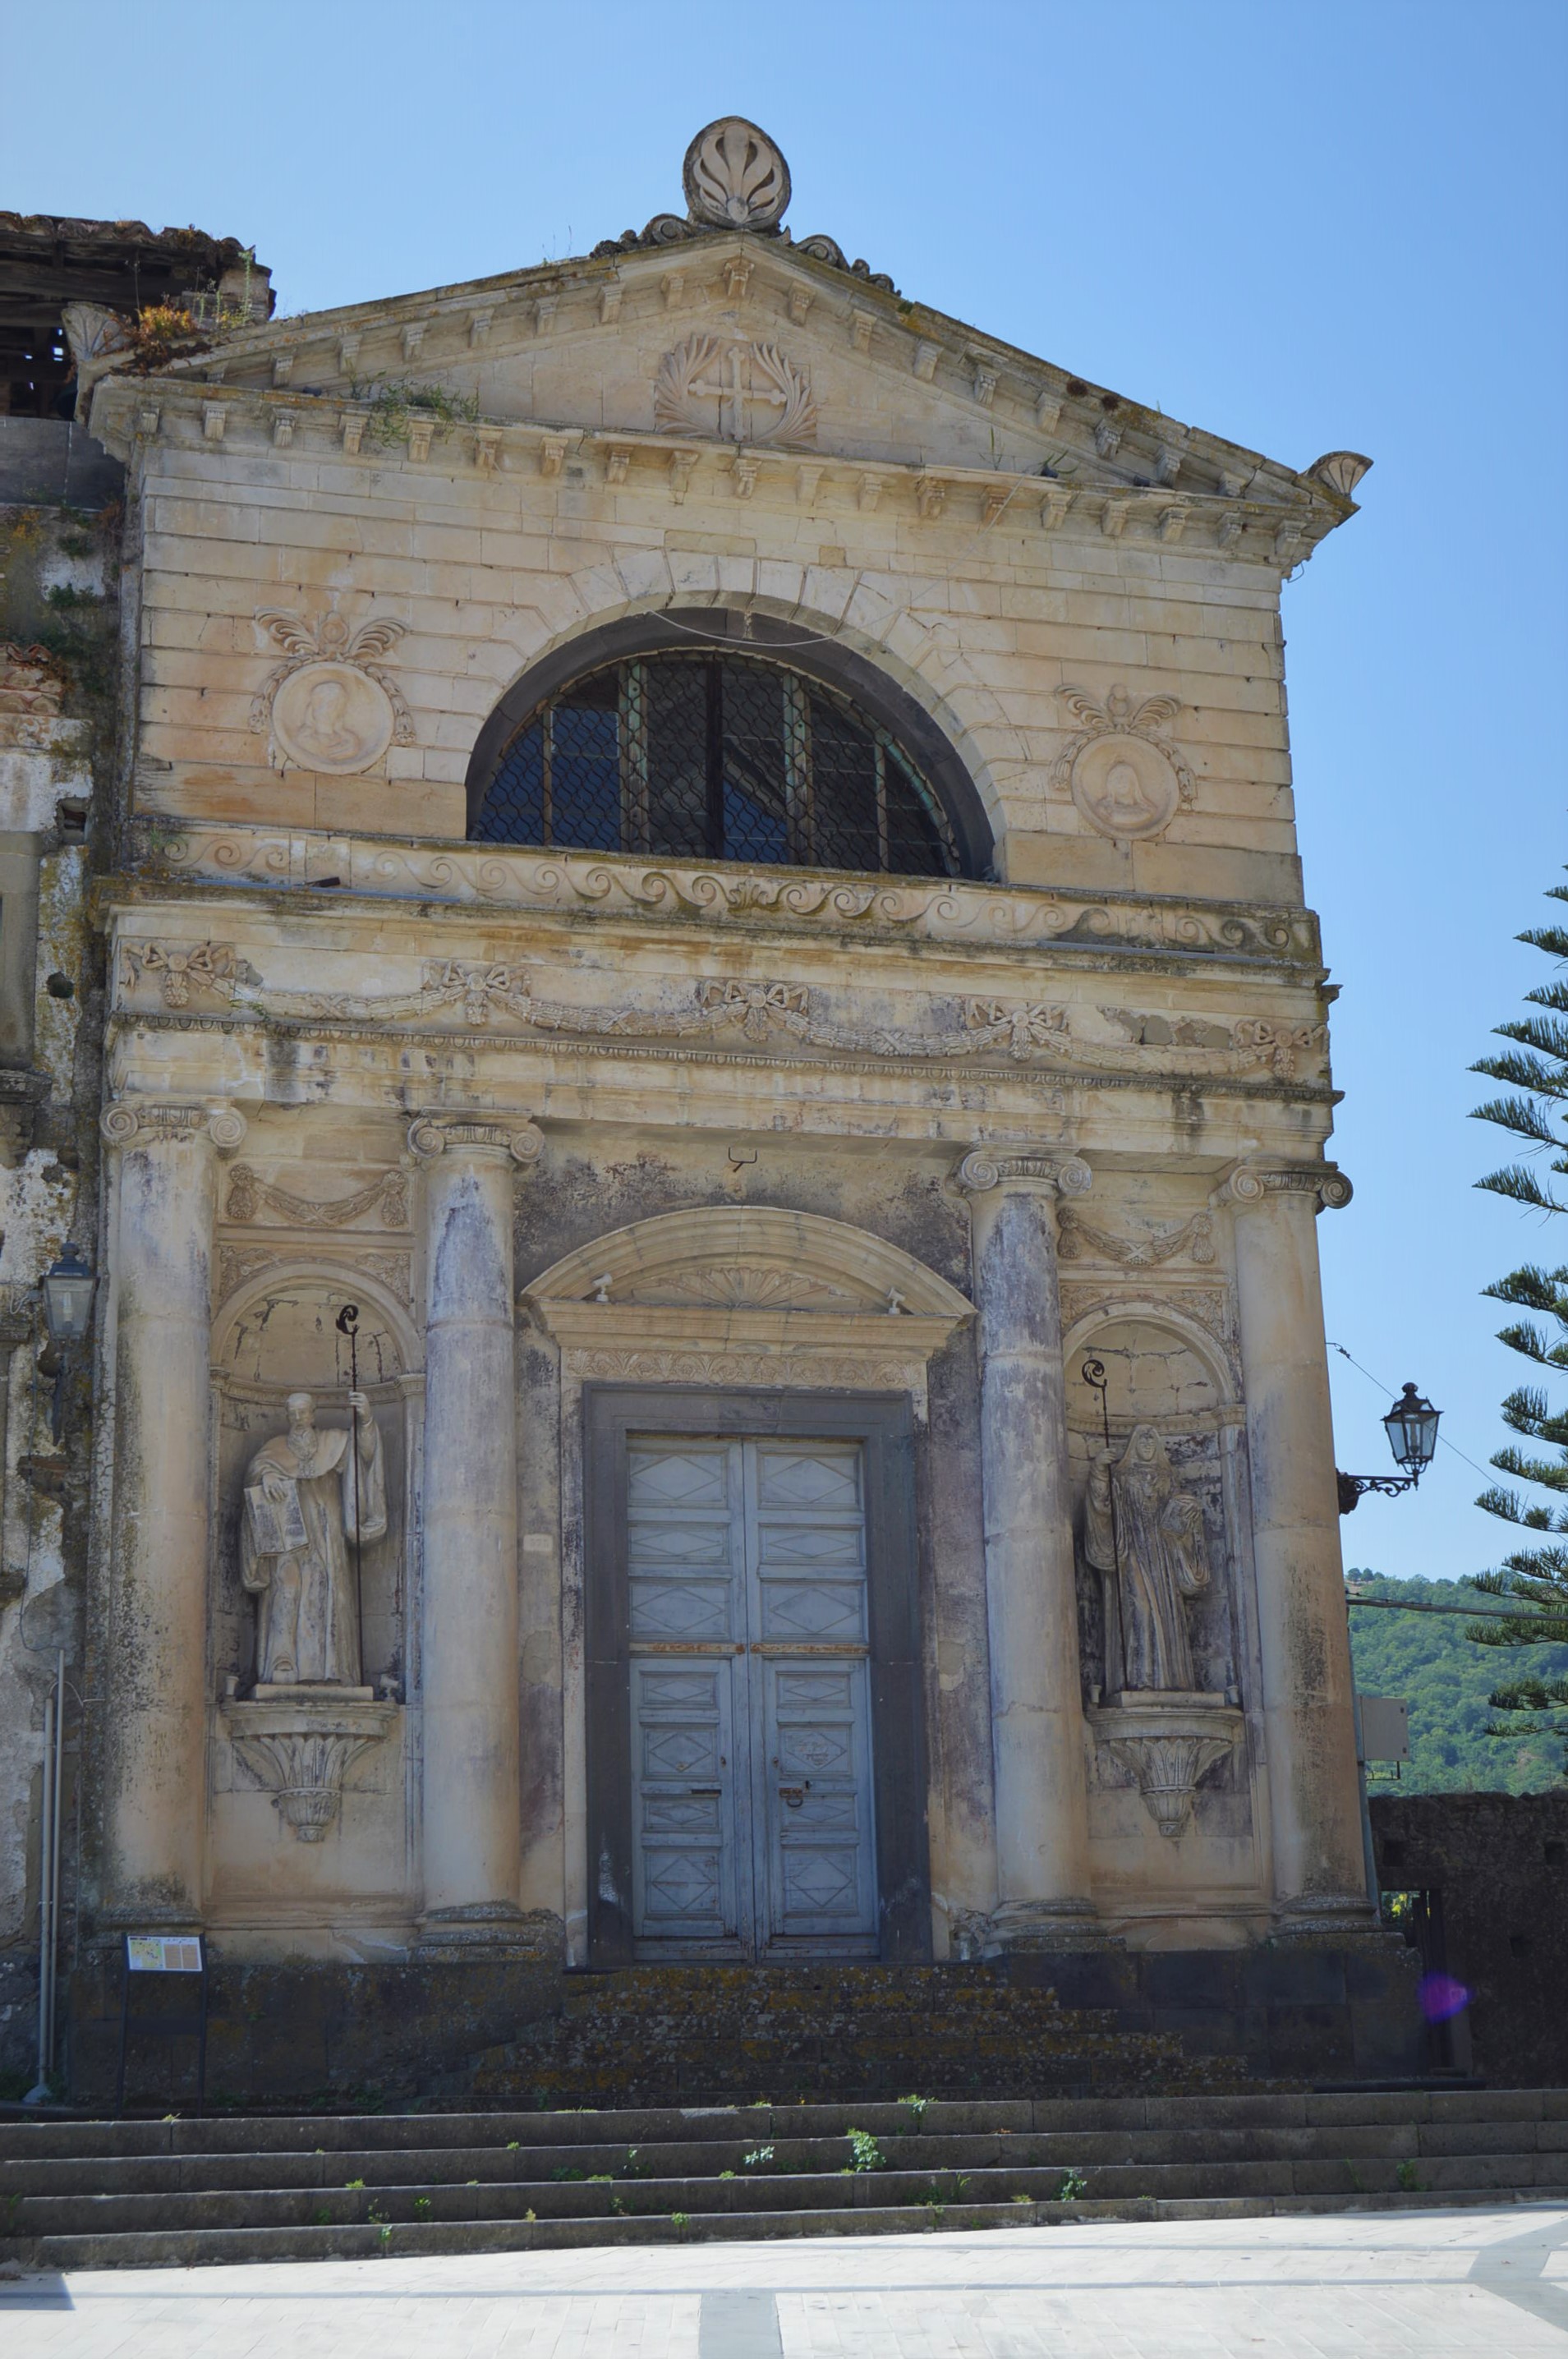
57 1930 1425 2108
1004 1933 1425 2082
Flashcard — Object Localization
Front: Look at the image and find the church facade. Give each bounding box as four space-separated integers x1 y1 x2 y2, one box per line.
6 122 1396 2090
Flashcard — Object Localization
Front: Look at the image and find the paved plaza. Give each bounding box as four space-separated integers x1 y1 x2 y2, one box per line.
3 2207 1568 2356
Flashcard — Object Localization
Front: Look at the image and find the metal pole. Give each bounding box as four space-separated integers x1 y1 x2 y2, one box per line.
23 1678 56 2104
336 1306 365 1684
1080 1355 1120 1583
47 1648 63 2070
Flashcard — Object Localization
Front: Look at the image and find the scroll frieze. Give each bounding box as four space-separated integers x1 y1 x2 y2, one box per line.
121 947 1329 1085
147 829 1322 968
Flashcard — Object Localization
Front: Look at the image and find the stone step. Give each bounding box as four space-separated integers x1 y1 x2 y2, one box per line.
5 2092 1566 2272
10 2184 1568 2275
10 2117 1568 2200
12 2146 1568 2242
5 2086 1564 2161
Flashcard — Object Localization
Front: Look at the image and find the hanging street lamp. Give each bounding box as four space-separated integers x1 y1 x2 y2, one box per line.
1337 1382 1442 1514
39 1241 95 1442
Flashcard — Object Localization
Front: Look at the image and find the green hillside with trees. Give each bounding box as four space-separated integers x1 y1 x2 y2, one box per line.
1346 1572 1568 1793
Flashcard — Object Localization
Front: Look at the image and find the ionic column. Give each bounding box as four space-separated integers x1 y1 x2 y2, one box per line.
1224 1162 1369 1921
99 1101 246 1925
410 1114 540 1944
958 1147 1096 1943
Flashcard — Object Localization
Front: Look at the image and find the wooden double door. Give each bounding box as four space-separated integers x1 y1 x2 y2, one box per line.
585 1391 928 1965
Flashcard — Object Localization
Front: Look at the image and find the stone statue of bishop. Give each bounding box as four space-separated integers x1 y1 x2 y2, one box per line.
1083 1423 1210 1693
241 1390 386 1687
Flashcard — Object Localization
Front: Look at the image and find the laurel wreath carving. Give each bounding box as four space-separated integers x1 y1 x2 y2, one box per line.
654 337 816 446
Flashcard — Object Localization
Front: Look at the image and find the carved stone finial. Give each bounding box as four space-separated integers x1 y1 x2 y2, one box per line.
1307 451 1373 499
683 117 791 232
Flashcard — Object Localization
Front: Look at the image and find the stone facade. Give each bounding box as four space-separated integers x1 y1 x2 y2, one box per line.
2 122 1398 2095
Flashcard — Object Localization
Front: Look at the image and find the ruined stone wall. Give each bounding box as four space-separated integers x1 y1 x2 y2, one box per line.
0 491 122 2091
1371 1791 1568 2085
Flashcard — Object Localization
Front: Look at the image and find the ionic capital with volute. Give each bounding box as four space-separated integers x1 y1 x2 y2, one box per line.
954 1146 1092 1201
99 1100 248 1153
407 1113 544 1167
1213 1159 1352 1216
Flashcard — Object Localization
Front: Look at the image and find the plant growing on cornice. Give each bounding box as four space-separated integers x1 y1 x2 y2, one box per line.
1468 863 1568 1755
352 379 481 448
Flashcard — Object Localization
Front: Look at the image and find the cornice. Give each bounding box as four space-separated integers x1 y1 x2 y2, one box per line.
97 836 1327 979
91 369 1329 562
84 225 1350 532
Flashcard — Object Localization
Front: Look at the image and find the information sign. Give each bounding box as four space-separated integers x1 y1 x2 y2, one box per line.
126 1935 203 1973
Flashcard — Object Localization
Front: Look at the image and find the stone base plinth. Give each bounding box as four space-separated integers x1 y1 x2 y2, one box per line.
64 1924 565 2108
1002 1928 1423 2081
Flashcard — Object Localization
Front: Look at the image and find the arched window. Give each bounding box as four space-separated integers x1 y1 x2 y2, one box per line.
470 650 964 879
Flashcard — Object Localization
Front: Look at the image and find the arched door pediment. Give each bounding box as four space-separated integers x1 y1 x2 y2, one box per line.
522 1205 972 1387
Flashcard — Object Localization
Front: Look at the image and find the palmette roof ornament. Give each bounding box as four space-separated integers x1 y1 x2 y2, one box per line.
683 117 791 231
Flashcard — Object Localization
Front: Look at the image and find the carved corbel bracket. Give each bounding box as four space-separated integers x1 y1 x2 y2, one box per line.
222 1692 398 1842
954 1147 1092 1200
1089 1695 1243 1838
100 1101 248 1154
1215 1160 1352 1215
407 1114 544 1167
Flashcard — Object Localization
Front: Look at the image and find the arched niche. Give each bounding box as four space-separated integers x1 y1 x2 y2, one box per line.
1061 1300 1236 1434
1061 1298 1242 1707
209 1265 423 1699
463 605 996 882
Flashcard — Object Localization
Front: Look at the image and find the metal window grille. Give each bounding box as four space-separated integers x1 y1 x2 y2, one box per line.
472 652 963 879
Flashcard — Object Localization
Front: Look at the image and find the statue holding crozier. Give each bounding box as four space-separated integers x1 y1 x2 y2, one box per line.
1083 1423 1211 1694
240 1390 386 1686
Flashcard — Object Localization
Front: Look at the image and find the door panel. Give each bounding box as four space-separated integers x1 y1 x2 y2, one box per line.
763 1660 877 1940
631 1661 738 1940
628 1432 876 1957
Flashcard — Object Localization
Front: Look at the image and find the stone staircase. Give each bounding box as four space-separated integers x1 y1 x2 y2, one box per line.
462 1964 1239 2107
3 2089 1567 2271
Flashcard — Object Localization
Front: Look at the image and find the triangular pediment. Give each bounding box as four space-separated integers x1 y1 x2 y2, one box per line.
82 117 1365 526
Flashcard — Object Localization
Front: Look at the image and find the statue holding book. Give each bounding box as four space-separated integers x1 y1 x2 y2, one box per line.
241 1391 386 1687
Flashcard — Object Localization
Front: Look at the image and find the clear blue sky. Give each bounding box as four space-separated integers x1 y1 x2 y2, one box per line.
10 1 1565 1583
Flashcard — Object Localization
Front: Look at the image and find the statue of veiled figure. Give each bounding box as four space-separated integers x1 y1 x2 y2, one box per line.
1083 1423 1210 1693
240 1391 386 1686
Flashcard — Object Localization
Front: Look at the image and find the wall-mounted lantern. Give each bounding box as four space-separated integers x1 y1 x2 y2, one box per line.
40 1242 94 1441
41 1242 95 1347
1337 1382 1441 1514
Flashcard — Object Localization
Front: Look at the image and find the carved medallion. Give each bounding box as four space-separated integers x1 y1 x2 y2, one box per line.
1055 685 1196 843
251 608 414 775
271 662 394 775
683 117 791 231
655 337 816 446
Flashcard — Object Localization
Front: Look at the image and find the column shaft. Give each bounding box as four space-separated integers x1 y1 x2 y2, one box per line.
101 1116 218 1924
1232 1178 1368 1915
420 1142 522 1931
968 1164 1093 1933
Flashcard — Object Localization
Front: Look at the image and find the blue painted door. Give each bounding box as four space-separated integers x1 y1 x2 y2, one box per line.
627 1436 877 1957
